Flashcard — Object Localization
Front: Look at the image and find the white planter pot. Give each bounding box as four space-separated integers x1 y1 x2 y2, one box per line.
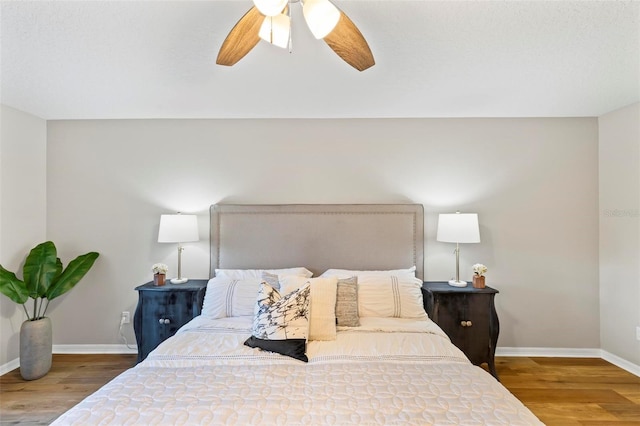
20 317 52 380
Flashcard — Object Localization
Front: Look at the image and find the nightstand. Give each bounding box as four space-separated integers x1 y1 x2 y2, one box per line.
133 279 208 363
422 281 500 380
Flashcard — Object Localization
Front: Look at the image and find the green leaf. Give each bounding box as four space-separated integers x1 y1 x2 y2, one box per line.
0 265 29 304
55 258 63 280
46 252 99 300
23 242 59 299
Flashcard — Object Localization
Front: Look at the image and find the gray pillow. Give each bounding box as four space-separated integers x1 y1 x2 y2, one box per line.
336 276 359 327
261 271 280 290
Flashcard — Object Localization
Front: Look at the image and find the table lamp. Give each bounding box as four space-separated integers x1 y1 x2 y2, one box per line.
158 213 199 284
437 211 480 287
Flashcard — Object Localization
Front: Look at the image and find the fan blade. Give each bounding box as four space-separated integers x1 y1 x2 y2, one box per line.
323 10 375 71
216 7 264 66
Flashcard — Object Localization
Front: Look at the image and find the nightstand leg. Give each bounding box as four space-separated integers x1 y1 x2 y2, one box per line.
488 360 500 381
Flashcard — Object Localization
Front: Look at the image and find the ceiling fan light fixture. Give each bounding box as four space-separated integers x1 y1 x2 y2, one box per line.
258 14 291 48
217 2 374 71
253 0 288 17
302 0 340 39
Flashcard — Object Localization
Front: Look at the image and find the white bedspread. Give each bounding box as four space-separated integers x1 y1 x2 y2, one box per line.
52 316 543 425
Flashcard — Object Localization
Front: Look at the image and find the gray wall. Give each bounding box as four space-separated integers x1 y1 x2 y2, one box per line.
0 105 47 368
44 117 600 350
599 103 640 365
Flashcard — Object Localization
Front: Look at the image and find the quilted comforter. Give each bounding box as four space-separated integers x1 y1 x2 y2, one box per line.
52 316 543 425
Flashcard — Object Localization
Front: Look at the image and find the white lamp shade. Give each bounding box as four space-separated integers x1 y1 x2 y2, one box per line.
259 14 291 48
158 214 199 243
253 0 287 17
303 0 340 39
437 213 480 243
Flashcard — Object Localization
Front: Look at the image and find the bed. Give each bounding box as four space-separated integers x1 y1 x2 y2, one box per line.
52 204 542 425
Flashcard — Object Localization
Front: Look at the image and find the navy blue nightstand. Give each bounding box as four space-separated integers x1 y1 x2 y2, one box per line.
133 279 207 363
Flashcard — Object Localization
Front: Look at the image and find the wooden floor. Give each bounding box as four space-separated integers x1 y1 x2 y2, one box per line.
0 354 137 425
0 355 638 425
496 357 640 425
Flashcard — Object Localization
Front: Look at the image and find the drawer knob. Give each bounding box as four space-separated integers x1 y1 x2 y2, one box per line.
460 320 472 327
159 318 170 325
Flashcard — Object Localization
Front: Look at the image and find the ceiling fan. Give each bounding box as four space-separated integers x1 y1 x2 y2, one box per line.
216 0 375 71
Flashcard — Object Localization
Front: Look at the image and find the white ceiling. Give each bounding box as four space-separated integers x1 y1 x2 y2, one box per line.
1 0 638 120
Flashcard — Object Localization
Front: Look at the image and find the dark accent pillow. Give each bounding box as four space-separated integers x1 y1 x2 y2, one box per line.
244 337 308 362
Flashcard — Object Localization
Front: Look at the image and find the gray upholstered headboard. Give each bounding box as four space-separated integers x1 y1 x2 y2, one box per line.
210 204 424 280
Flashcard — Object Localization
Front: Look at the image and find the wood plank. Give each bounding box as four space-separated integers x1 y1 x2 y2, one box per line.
509 388 633 404
523 402 619 424
580 422 640 426
599 403 640 421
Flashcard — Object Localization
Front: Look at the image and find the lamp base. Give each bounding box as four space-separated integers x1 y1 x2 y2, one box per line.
448 280 468 288
170 277 189 284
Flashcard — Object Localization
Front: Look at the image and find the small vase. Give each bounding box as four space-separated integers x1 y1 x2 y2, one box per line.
472 275 486 289
154 273 166 286
20 317 52 380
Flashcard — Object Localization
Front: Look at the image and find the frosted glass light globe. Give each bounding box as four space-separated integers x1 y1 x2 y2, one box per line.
259 14 291 49
253 0 288 17
303 0 340 39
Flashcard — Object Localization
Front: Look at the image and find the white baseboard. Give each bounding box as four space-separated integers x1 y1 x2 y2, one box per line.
52 344 138 354
497 346 640 377
601 350 640 377
496 347 601 357
0 358 20 376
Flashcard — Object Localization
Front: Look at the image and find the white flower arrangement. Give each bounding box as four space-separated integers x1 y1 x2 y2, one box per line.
473 263 487 277
152 263 168 275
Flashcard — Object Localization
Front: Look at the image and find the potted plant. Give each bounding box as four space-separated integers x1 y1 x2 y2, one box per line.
152 263 168 286
472 263 487 289
0 241 99 380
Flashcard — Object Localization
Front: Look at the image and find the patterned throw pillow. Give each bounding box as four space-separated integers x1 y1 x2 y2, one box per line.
244 282 311 362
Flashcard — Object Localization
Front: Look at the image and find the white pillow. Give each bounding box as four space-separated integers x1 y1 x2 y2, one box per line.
201 276 261 319
279 276 338 341
320 266 416 279
215 267 313 279
357 274 427 319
